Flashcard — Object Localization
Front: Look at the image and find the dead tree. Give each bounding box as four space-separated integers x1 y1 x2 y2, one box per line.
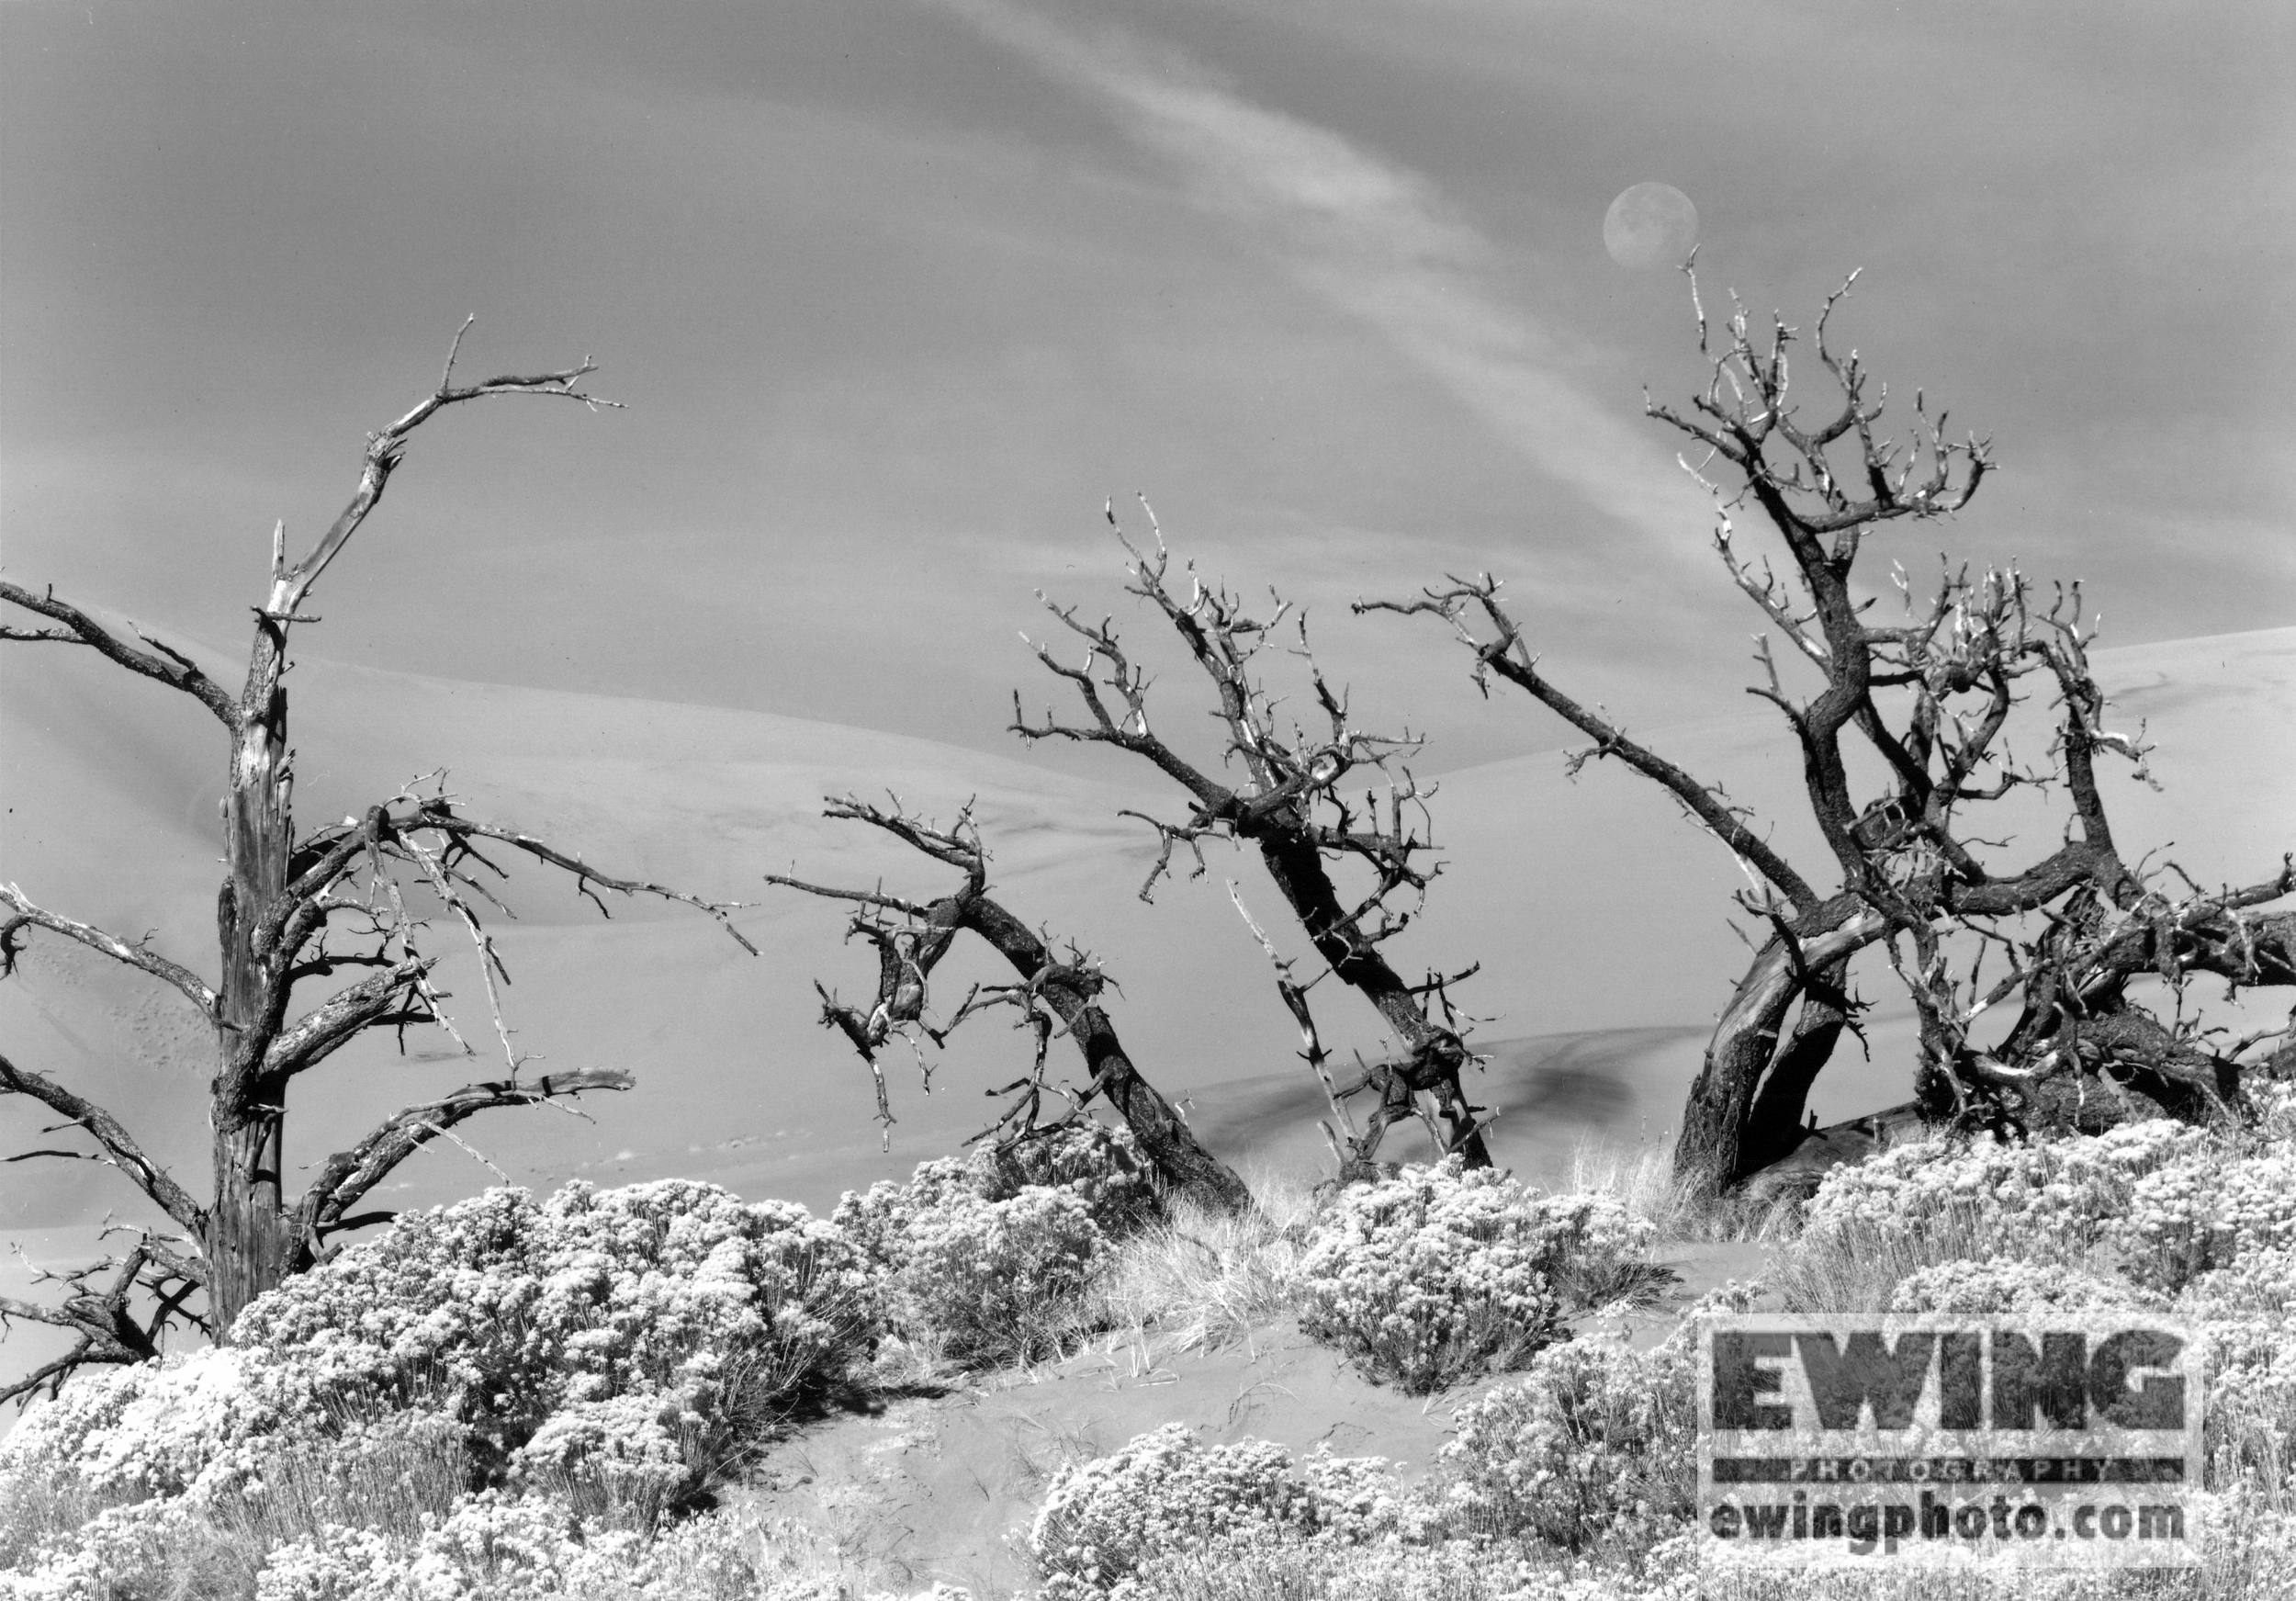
1367 270 2294 1197
1013 509 1491 1178
0 326 755 1398
766 796 1253 1216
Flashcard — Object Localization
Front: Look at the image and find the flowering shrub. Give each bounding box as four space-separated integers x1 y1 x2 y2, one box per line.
511 1394 691 1528
0 1347 319 1510
2188 1245 2296 1494
901 1184 1105 1363
1294 1161 1654 1392
1299 1447 1436 1546
230 1178 879 1505
2197 1317 2296 1496
1790 1117 2293 1299
1428 1335 1695 1551
1031 1426 1318 1598
0 1449 948 1601
1029 1425 1423 1600
1800 1121 2205 1249
0 1495 215 1601
1104 1529 1707 1601
244 1498 906 1601
977 1121 1162 1239
2122 1148 2296 1290
1886 1258 2166 1313
2189 1240 2296 1321
0 1178 884 1599
833 1120 1158 1364
835 1120 1158 1271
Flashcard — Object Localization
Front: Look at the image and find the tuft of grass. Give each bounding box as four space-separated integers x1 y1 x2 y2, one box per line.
1764 1201 2076 1314
1565 1130 1784 1245
1082 1160 1326 1357
0 1469 100 1588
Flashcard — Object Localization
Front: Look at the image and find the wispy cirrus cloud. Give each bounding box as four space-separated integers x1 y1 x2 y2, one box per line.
935 0 1705 553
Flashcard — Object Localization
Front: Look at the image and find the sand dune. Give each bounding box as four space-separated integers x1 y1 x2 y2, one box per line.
2 626 2289 1248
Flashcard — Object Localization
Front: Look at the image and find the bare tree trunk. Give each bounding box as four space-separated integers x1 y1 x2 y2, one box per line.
1742 962 1853 1168
208 628 294 1332
1676 908 1887 1196
773 797 1255 1216
1255 832 1491 1168
966 897 1252 1214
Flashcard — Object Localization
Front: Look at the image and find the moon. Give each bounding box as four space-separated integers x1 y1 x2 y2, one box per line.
1603 183 1699 270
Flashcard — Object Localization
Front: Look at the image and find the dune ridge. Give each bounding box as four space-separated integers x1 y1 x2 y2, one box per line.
2 626 2288 1234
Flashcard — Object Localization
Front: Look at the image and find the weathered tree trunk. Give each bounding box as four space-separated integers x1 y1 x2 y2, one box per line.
208 630 296 1334
967 898 1252 1214
1741 964 1852 1169
1673 905 1888 1198
1255 831 1492 1169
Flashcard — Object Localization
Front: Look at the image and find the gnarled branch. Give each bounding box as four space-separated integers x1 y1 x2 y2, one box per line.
415 806 759 955
0 1052 206 1233
297 1068 635 1241
0 583 241 729
1 884 219 1018
271 321 620 621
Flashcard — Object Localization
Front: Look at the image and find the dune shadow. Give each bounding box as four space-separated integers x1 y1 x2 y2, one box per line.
1183 1024 1707 1184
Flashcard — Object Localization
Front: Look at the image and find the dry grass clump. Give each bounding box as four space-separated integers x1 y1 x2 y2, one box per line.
1763 1200 2009 1314
1565 1130 1796 1246
1081 1160 1324 1356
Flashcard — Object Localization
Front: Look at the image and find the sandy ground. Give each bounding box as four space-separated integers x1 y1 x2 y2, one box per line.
736 1239 1775 1597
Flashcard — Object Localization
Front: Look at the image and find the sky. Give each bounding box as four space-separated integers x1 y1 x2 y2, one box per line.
4 0 2290 781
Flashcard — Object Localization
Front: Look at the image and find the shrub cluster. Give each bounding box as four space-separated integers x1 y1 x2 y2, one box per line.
1786 1094 2296 1501
1292 1159 1654 1392
0 1127 1164 1595
14 1096 2296 1601
1425 1335 1695 1551
1039 1099 2296 1599
1029 1331 1698 1599
834 1120 1159 1363
1885 1257 2166 1314
1778 1111 2296 1308
0 1180 884 1597
233 1178 881 1515
1029 1425 1435 1601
